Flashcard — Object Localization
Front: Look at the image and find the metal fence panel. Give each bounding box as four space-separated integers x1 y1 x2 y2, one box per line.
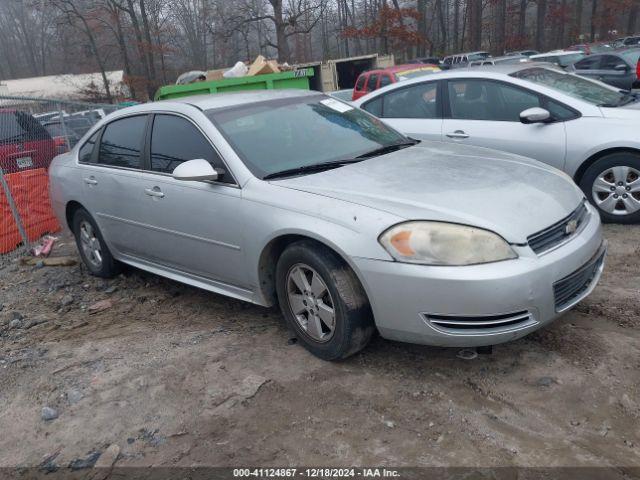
0 95 122 264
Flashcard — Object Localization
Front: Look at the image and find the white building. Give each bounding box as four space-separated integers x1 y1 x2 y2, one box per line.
0 71 126 100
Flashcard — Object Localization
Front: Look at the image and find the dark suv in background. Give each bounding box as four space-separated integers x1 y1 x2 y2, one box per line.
0 109 56 174
568 48 640 90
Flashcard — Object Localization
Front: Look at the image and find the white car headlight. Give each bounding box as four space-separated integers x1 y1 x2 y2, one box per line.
379 221 517 266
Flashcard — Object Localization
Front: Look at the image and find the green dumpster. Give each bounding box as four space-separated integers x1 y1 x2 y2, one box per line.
154 68 314 101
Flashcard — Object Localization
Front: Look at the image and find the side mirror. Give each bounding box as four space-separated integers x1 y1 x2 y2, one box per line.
172 158 219 181
520 107 551 124
614 63 629 72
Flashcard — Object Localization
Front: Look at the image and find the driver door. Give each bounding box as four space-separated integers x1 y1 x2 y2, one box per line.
441 78 568 170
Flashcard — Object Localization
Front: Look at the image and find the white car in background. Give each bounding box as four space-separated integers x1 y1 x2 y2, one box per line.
353 64 640 223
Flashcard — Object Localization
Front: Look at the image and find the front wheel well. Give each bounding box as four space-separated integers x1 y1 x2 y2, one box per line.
574 148 640 183
257 234 355 307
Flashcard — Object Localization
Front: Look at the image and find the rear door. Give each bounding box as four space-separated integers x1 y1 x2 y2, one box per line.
361 80 443 142
79 114 149 258
441 78 568 170
571 55 603 81
598 54 634 89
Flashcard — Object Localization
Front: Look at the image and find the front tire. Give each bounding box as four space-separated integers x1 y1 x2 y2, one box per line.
579 152 640 224
275 241 375 361
72 208 120 278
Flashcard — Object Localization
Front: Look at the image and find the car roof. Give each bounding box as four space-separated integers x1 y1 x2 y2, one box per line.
531 51 583 57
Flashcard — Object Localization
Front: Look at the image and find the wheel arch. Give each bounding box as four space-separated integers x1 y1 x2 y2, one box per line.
573 147 640 184
256 232 372 308
65 200 86 230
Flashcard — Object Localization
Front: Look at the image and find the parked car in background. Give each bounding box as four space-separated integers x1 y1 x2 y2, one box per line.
470 55 530 66
614 35 640 48
441 51 490 70
354 64 640 223
43 121 81 154
50 90 605 360
0 109 56 174
352 64 440 100
567 48 640 90
567 43 613 55
505 50 539 57
529 51 586 68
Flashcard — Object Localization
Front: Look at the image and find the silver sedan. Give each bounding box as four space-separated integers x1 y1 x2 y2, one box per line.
49 90 605 360
353 64 640 223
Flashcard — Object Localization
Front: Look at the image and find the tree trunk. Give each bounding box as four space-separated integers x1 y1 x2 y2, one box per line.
535 0 547 51
628 0 639 35
417 0 427 56
269 0 291 62
468 0 482 51
138 1 157 85
518 0 527 45
590 0 598 42
494 0 507 55
573 0 583 42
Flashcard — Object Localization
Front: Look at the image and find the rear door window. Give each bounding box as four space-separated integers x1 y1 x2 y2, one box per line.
150 114 229 181
379 74 393 88
98 115 147 169
355 74 366 91
574 56 601 70
599 55 627 70
78 131 99 163
381 82 439 119
448 79 541 121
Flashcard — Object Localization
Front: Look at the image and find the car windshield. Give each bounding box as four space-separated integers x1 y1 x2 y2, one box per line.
0 112 25 143
44 124 66 137
512 67 626 106
207 95 407 179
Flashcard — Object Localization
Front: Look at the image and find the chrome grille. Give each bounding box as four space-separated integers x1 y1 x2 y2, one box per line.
553 248 606 312
528 202 589 255
425 311 535 333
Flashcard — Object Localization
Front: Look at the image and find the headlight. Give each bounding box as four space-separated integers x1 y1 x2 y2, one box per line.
379 221 517 266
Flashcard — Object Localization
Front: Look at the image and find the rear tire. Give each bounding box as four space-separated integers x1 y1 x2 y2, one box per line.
579 152 640 224
72 208 121 278
275 240 375 361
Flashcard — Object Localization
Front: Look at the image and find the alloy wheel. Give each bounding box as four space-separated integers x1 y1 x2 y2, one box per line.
286 263 336 343
79 220 103 269
592 166 640 215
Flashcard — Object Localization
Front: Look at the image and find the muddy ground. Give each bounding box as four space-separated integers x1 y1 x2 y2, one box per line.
0 225 639 474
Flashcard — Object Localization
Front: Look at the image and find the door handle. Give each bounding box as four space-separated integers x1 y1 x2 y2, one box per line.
83 177 98 185
144 187 164 198
446 130 469 139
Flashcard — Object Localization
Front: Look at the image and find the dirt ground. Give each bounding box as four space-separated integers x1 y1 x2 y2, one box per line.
0 225 639 474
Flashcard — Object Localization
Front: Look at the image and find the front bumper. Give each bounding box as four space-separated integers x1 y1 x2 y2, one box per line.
353 204 605 347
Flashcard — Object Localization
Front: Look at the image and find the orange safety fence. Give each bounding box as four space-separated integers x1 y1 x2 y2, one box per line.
0 168 60 254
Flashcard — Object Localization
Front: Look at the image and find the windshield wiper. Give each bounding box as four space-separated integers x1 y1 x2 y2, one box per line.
263 159 364 180
355 139 420 159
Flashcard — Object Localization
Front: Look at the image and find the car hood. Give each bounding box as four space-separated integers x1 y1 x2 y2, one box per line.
600 103 640 119
271 142 583 244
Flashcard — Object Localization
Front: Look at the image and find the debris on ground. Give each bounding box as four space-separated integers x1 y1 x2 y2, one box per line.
20 256 77 267
41 407 59 421
87 299 113 314
456 348 478 360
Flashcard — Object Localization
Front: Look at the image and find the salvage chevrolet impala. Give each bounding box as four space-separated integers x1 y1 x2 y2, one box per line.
49 90 606 360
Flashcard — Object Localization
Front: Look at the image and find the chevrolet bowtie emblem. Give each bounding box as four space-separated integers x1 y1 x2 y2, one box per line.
565 219 578 235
